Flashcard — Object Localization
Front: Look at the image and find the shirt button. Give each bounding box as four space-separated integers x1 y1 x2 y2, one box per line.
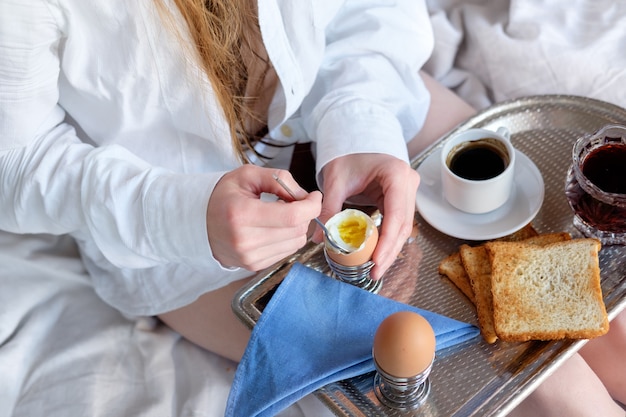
280 124 293 137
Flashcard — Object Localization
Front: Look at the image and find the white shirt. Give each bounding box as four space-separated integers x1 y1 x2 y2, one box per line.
0 0 433 316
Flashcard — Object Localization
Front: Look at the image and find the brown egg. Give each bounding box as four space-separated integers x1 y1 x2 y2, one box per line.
373 311 436 378
324 208 378 266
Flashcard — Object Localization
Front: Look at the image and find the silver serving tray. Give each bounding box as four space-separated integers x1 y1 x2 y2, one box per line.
232 95 626 416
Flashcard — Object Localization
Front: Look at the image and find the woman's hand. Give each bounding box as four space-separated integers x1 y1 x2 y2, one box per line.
206 165 322 271
318 153 420 281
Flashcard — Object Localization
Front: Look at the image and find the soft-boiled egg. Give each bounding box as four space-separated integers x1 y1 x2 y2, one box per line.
373 311 436 378
324 208 379 266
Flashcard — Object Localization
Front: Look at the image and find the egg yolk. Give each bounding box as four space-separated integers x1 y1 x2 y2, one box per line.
337 216 367 247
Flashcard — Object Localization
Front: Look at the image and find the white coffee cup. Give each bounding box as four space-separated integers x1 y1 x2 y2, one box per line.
440 127 515 214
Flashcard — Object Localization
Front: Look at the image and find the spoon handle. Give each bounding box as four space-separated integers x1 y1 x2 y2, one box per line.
272 174 351 254
272 174 299 201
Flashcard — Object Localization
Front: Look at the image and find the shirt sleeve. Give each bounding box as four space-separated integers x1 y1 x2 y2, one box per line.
299 0 434 185
0 0 221 271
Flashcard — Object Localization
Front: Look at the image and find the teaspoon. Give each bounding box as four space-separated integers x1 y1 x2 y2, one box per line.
272 173 352 255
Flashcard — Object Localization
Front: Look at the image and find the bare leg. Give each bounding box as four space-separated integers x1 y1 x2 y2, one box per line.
508 353 625 417
408 71 477 159
579 308 626 405
158 277 252 362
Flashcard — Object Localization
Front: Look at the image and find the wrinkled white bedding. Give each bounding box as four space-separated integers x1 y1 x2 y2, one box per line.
3 1 626 416
0 232 330 417
426 0 626 110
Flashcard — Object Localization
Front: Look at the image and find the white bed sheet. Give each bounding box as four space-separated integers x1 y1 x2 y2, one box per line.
425 0 626 111
3 1 626 416
0 232 332 417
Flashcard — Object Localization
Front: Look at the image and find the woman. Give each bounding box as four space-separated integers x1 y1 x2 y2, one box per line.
1 1 623 416
1 0 440 361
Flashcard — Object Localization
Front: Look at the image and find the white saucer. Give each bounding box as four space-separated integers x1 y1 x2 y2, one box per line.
415 149 544 240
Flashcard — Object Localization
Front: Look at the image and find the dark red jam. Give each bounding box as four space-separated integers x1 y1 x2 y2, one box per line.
570 190 626 233
567 143 626 234
581 144 626 194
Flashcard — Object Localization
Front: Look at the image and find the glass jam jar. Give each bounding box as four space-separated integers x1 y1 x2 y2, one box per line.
565 124 626 245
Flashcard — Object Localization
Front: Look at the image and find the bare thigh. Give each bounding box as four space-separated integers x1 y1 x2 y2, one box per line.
508 353 625 417
158 277 253 362
579 308 626 405
408 71 477 159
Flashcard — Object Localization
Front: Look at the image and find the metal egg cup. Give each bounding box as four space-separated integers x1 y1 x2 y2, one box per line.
372 355 434 410
323 247 382 293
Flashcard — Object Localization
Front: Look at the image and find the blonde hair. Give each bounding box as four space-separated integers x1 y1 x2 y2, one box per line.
156 0 269 163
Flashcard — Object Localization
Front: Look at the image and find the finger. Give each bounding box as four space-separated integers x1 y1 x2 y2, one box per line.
230 166 309 203
370 173 420 280
251 192 322 229
269 169 309 201
232 234 311 271
313 173 356 243
221 168 321 229
215 221 311 269
208 166 322 268
224 192 320 246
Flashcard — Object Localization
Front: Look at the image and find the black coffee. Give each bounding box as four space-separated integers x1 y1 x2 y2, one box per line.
448 142 507 180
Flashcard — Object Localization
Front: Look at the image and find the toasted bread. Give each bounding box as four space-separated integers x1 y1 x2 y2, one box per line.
438 224 538 304
438 252 475 303
486 238 609 342
459 244 496 343
461 232 572 343
493 223 539 242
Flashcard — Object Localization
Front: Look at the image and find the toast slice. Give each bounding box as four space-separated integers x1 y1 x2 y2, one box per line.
493 223 539 242
438 252 475 304
486 238 609 342
459 244 497 343
437 223 538 304
461 232 572 343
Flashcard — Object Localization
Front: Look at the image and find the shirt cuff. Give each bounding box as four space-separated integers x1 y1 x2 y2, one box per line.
143 171 229 267
313 104 410 189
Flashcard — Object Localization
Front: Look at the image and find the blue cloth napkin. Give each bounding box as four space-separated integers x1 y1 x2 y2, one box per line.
226 262 479 417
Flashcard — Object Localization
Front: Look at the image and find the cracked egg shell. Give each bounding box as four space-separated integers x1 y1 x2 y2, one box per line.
324 208 378 267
